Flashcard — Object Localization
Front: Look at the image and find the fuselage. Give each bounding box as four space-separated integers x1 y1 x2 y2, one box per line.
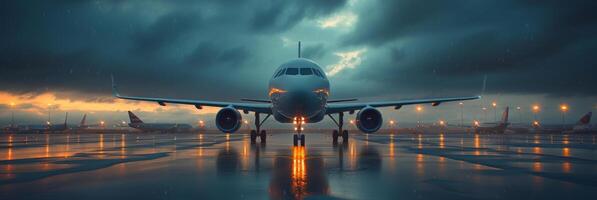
268 58 329 123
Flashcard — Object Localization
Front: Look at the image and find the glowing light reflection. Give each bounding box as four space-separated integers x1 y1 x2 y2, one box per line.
291 146 307 199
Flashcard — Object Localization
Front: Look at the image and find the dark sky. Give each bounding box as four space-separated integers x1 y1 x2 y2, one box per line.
1 0 596 125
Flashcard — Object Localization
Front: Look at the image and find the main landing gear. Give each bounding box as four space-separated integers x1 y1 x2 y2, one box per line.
293 117 306 146
328 112 349 144
250 112 270 144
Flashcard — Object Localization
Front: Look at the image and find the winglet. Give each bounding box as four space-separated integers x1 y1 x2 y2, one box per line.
111 74 121 97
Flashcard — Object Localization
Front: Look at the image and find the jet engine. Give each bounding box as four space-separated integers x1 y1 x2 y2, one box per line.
215 107 242 133
356 107 382 133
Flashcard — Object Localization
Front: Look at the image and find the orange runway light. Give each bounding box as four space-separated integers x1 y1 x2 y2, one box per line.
532 104 540 112
560 104 568 112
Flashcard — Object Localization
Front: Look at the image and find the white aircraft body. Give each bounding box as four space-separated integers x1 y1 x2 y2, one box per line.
112 42 480 145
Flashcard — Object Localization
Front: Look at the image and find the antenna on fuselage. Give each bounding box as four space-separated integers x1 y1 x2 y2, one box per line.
298 41 301 58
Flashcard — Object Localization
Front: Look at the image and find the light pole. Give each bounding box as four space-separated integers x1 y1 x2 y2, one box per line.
416 106 423 128
482 107 487 122
516 106 522 124
47 103 52 124
10 102 16 128
459 102 464 127
532 104 540 123
492 101 497 121
560 104 568 126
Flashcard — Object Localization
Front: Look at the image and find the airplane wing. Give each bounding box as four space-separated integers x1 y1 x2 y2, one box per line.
326 96 480 114
112 76 272 114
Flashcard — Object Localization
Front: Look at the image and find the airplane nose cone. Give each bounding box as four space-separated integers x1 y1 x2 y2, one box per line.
278 88 322 118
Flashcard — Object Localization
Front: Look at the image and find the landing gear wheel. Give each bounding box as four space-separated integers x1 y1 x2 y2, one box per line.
342 130 349 142
300 134 305 146
250 130 257 143
260 130 267 143
332 130 339 144
293 134 299 146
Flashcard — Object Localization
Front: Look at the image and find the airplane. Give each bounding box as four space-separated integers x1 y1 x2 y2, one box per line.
112 42 480 146
45 112 69 133
79 114 88 128
127 111 193 133
532 112 593 134
12 113 70 133
472 107 509 134
70 114 107 130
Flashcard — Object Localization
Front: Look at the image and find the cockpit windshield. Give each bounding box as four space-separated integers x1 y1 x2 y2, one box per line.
286 68 298 75
300 68 313 75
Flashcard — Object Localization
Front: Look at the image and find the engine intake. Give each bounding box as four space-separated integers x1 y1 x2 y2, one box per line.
215 107 242 133
356 107 382 133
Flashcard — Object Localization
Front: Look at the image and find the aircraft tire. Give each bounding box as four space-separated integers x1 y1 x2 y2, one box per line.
300 134 305 146
250 130 257 143
260 130 266 143
293 134 298 146
332 130 339 143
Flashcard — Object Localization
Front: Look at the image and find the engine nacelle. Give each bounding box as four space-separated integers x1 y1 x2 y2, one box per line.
215 107 242 133
356 107 383 133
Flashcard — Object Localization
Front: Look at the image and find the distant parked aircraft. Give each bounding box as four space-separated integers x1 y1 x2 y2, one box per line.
127 111 192 133
532 112 593 134
473 107 509 134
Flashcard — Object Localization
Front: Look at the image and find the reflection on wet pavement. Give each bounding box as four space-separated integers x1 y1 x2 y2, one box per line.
1 132 597 199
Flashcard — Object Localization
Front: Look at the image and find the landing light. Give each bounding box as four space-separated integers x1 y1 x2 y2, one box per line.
269 88 287 96
313 89 329 96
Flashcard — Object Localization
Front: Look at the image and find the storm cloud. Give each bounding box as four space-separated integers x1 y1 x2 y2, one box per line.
340 0 597 96
0 0 596 125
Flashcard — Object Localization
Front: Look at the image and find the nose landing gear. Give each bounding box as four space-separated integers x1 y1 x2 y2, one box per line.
293 117 306 146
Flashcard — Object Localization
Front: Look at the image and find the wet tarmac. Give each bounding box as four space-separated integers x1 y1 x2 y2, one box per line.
1 132 597 200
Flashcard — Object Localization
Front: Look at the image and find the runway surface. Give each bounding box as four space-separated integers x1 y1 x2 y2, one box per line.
1 132 597 200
